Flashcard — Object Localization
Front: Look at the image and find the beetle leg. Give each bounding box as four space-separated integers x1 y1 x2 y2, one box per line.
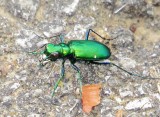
85 29 106 40
59 34 64 43
51 59 65 97
85 29 117 41
85 29 90 40
91 61 159 79
71 64 82 94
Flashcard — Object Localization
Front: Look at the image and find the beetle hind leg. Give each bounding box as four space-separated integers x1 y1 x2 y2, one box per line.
91 60 154 79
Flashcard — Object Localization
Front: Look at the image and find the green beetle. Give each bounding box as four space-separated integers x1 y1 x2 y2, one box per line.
44 40 111 61
29 29 156 97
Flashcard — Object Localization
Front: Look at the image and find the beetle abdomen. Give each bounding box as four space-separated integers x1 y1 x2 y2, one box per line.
68 40 111 60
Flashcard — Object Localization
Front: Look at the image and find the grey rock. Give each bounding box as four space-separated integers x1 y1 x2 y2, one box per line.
5 0 40 21
62 0 80 15
27 114 40 117
152 0 160 6
31 89 43 97
119 88 133 98
111 28 134 49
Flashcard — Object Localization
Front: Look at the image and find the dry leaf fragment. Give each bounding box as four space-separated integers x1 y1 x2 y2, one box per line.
82 84 101 113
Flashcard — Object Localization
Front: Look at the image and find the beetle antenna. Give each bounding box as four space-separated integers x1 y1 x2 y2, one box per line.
33 31 65 41
33 32 45 39
28 50 44 55
27 43 48 55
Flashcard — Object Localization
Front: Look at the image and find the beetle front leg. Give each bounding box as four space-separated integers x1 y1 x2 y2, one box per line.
71 64 82 94
51 59 65 97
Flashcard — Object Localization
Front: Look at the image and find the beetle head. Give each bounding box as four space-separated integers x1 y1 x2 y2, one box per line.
43 43 62 61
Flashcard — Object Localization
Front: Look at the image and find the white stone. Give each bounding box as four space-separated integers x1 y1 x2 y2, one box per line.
125 97 153 110
36 40 48 48
120 58 136 69
62 0 79 15
10 83 20 90
119 89 133 98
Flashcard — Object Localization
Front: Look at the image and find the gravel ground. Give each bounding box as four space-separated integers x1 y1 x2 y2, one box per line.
0 0 160 117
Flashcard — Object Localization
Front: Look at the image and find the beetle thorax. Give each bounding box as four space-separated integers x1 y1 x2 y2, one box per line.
59 43 72 56
45 43 72 57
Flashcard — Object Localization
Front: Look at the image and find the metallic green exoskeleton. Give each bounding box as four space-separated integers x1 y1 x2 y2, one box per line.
29 29 157 97
44 40 111 61
69 40 111 60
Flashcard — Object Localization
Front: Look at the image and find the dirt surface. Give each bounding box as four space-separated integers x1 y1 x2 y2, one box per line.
0 0 160 116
